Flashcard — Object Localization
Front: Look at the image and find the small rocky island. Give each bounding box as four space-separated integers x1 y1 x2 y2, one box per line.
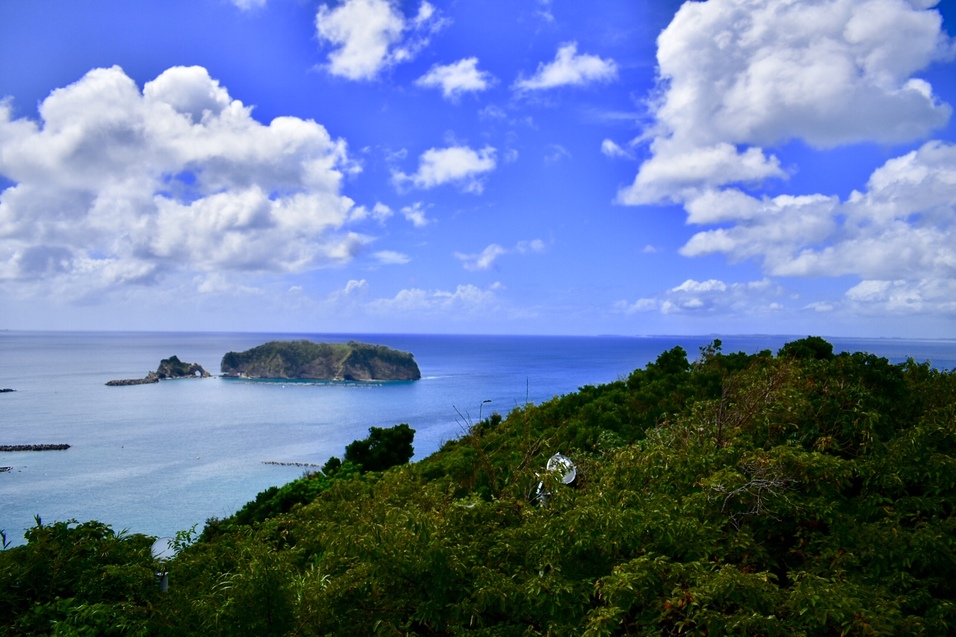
106 356 211 386
220 340 421 381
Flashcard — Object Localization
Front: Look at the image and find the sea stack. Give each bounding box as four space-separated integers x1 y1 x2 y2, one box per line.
106 356 212 386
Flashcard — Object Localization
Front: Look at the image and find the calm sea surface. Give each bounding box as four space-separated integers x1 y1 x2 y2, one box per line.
2 331 955 545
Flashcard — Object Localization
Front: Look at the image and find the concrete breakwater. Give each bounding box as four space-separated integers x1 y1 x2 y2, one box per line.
0 444 71 452
106 376 159 386
262 460 321 468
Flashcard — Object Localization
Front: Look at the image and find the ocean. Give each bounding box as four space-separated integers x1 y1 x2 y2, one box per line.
2 331 955 546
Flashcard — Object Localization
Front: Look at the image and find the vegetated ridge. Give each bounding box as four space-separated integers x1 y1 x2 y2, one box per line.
220 340 421 381
3 337 956 635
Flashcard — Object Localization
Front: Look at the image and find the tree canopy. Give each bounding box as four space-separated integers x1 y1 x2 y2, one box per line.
344 423 416 473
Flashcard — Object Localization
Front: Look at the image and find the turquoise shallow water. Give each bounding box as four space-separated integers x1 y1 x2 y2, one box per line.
2 331 955 545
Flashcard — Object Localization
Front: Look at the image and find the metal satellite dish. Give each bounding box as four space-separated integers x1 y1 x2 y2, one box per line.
534 453 578 506
151 537 173 593
151 537 175 561
546 452 577 485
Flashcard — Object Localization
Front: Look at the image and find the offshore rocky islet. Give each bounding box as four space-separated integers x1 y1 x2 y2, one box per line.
219 340 421 381
102 340 421 386
105 355 212 386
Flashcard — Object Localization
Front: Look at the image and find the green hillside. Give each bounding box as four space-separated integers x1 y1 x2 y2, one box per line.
2 337 955 635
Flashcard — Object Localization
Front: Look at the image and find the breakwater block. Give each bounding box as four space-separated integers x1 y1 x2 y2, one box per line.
262 461 321 468
106 377 159 386
0 444 71 452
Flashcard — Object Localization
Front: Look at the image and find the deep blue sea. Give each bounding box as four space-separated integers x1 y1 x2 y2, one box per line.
2 331 955 546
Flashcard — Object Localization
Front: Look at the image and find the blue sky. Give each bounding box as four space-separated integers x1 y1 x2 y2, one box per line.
1 0 954 336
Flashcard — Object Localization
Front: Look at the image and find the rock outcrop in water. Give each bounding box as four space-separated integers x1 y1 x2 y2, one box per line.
220 340 421 381
106 356 211 386
0 444 70 451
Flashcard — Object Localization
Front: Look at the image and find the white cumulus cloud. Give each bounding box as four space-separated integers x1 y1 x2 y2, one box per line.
349 201 394 224
844 279 956 315
619 144 784 205
400 202 431 226
455 239 545 271
679 141 956 282
617 278 782 315
618 0 953 205
455 244 507 271
231 0 267 10
416 58 494 100
373 250 410 265
0 65 361 298
343 278 369 295
367 284 497 315
392 145 497 193
514 42 617 92
315 0 445 80
326 278 370 304
601 139 633 159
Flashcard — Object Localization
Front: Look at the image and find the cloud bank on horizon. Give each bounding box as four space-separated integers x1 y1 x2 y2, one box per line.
0 0 954 335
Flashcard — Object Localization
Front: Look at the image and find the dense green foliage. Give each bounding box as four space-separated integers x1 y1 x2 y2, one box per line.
221 340 347 373
0 519 158 635
344 423 416 473
340 342 423 381
204 423 414 535
204 461 363 535
3 338 956 635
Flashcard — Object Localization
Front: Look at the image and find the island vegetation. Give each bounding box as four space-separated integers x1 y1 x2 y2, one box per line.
2 337 955 635
105 356 211 386
220 340 421 381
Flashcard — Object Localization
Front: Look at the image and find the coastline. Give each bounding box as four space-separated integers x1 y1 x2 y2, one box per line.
2 332 956 546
